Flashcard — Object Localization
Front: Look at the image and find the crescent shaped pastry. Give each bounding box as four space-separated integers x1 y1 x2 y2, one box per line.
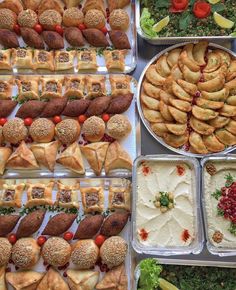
203 134 225 152
25 181 54 207
192 41 208 66
33 50 54 71
195 98 224 110
55 180 80 209
146 65 166 86
81 187 104 213
155 55 171 77
225 119 236 135
168 106 187 124
192 105 218 121
215 49 231 67
165 123 187 136
163 132 188 148
141 94 160 110
159 101 174 122
151 123 168 137
189 131 208 154
0 147 12 175
142 106 164 123
177 79 198 96
0 49 12 70
163 76 175 94
226 60 236 81
37 268 69 290
215 129 236 146
209 116 230 129
219 104 236 117
6 271 44 290
0 183 25 208
190 116 215 135
197 75 225 92
169 98 192 112
201 87 229 102
143 80 161 99
179 50 200 72
226 95 236 106
54 50 76 71
225 78 236 94
203 64 228 81
166 48 182 67
172 81 193 102
203 52 221 73
67 269 99 290
159 90 175 105
182 65 201 84
170 64 183 80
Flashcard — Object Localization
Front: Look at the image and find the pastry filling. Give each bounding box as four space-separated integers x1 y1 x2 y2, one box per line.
112 192 124 205
22 81 31 92
92 83 101 93
112 52 120 61
58 52 69 63
0 52 4 61
116 82 127 89
81 52 92 61
59 189 72 203
17 49 27 58
86 192 99 207
38 51 48 62
46 81 58 92
70 80 80 89
3 189 15 201
0 82 7 92
32 187 45 199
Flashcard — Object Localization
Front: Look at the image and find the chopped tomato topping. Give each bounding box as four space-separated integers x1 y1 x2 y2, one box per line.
176 165 185 176
142 165 151 176
139 228 148 241
181 229 190 242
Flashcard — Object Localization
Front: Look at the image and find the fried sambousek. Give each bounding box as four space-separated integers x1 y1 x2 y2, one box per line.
189 131 208 154
0 100 17 118
0 215 20 237
0 266 7 289
64 27 85 47
0 29 19 48
16 101 46 119
38 0 64 15
203 134 225 152
6 271 44 290
42 31 64 49
86 96 111 117
0 0 23 14
67 269 99 290
20 27 44 49
215 128 236 146
62 99 91 117
42 212 77 236
100 212 129 237
74 214 104 239
106 93 133 114
0 147 12 175
16 209 46 238
108 30 131 49
40 97 68 117
82 0 106 15
82 28 109 47
22 0 41 10
37 268 69 290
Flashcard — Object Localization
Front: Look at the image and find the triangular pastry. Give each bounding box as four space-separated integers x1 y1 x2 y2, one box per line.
96 264 127 290
6 141 39 170
57 142 85 174
104 141 132 174
81 142 109 175
37 268 69 290
31 140 61 172
6 270 44 290
0 147 12 175
0 267 7 290
67 269 99 290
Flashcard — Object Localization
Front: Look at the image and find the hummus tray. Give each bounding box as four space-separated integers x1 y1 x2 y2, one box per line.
137 42 236 158
131 155 204 256
201 155 236 257
0 74 139 178
0 177 134 290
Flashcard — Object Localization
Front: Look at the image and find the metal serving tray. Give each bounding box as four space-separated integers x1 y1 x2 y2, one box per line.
201 155 236 257
131 155 204 256
137 42 236 158
136 0 236 45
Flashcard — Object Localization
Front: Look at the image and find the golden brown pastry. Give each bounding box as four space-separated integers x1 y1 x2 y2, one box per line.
109 186 130 211
67 269 99 290
55 180 80 208
16 77 39 101
12 48 34 69
0 266 7 290
110 75 132 96
56 142 85 174
31 140 61 172
33 50 54 71
64 76 85 99
0 0 23 15
25 180 54 207
81 187 104 213
6 271 44 290
0 183 25 208
38 0 65 15
77 50 97 71
41 77 63 99
85 75 106 99
29 118 55 143
104 50 127 71
54 50 76 71
64 0 81 8
0 78 13 99
37 268 69 290
107 0 130 11
0 147 12 175
82 0 106 16
22 0 41 10
0 49 12 70
82 116 105 142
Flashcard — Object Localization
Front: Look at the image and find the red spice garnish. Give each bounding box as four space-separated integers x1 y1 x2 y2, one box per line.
176 165 185 176
181 229 190 242
139 228 149 241
142 165 151 176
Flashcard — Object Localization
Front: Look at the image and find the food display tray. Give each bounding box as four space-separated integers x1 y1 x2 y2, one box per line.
135 0 236 45
201 155 236 257
0 177 134 290
0 74 139 179
131 155 204 256
137 42 236 158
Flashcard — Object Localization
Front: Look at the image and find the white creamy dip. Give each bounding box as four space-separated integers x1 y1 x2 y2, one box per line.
136 161 195 248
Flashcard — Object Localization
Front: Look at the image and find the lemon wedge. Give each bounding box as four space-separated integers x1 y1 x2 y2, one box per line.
208 0 220 4
159 278 179 290
153 16 170 33
213 12 234 29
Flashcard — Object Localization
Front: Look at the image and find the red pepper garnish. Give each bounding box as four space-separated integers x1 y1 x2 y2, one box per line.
176 165 185 176
142 165 151 176
181 229 190 242
193 1 211 19
139 228 148 241
170 0 189 13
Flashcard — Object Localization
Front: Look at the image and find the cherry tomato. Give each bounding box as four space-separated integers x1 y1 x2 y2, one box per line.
13 24 21 35
37 236 47 246
8 234 17 244
102 114 110 122
95 235 106 247
55 25 64 36
101 26 108 35
78 115 87 123
63 231 73 241
24 117 33 126
78 23 86 30
34 23 43 34
0 118 7 126
193 1 211 19
53 116 62 124
172 0 188 10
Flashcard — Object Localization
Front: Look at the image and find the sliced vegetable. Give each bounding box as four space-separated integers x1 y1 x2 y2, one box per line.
153 16 170 33
172 0 189 10
213 11 235 29
193 1 211 19
159 278 179 290
140 8 157 38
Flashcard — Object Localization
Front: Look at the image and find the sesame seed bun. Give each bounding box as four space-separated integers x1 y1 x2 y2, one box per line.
107 114 131 139
3 118 28 144
63 7 84 27
55 119 80 145
29 118 55 143
84 9 106 29
17 9 38 28
0 8 17 30
109 9 129 31
83 116 105 142
0 238 12 266
39 9 62 31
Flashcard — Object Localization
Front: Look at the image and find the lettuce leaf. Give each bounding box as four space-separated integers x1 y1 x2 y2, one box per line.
140 8 157 38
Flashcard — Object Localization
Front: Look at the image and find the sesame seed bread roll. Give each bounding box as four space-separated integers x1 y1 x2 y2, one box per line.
82 116 105 142
0 238 12 266
3 118 28 145
29 118 55 143
0 8 17 30
55 119 80 145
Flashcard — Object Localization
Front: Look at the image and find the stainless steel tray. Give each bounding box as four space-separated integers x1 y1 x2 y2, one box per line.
136 0 236 45
137 42 236 158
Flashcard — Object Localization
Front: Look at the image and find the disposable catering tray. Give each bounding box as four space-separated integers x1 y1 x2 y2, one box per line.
0 177 134 290
131 155 204 256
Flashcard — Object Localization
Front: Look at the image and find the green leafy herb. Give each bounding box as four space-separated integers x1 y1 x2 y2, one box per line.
229 223 236 236
217 208 224 216
155 0 170 8
211 189 222 200
225 173 234 187
19 206 38 216
0 207 15 215
211 3 225 13
140 8 157 38
65 207 78 214
179 12 193 31
138 258 162 290
159 192 169 206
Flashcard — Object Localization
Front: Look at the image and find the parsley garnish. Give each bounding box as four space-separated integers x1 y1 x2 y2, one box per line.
229 223 236 236
225 173 234 187
217 208 224 216
211 189 222 200
0 207 15 215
